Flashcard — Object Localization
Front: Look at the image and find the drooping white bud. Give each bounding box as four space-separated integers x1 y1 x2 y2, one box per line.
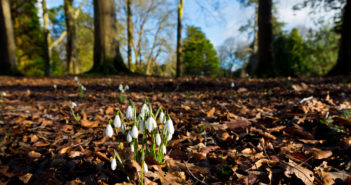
156 133 161 146
162 145 167 154
74 76 78 81
131 125 138 139
167 133 172 141
53 85 57 89
126 106 134 120
146 117 156 133
140 104 149 118
165 119 174 135
143 162 148 173
71 102 77 109
113 115 121 128
159 112 165 124
131 144 134 152
119 84 123 92
111 158 117 170
121 123 126 133
126 131 132 143
231 82 235 88
106 124 113 138
125 85 129 90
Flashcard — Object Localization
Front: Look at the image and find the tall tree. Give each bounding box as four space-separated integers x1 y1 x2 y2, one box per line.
42 0 50 76
176 0 183 78
255 0 273 77
64 0 78 74
91 0 129 73
0 0 17 74
126 0 133 69
329 0 351 75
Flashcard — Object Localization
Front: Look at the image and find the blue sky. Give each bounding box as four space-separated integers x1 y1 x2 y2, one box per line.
44 0 338 47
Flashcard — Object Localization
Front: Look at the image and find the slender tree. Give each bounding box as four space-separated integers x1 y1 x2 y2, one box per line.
42 0 50 76
91 0 129 73
176 0 183 78
64 0 79 74
255 0 273 77
126 0 133 69
329 0 351 75
0 0 17 74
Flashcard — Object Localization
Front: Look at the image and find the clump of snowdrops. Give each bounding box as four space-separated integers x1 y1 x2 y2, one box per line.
105 99 174 184
118 84 129 103
74 76 86 98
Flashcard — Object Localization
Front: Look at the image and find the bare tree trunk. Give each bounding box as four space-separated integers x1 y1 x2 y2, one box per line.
91 0 129 74
0 0 17 74
176 0 183 78
42 0 50 76
64 0 79 74
329 0 351 75
126 0 133 69
256 0 273 77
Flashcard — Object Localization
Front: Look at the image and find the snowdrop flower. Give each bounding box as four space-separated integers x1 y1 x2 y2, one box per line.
231 82 235 88
143 162 148 173
119 84 123 92
71 102 77 109
140 104 149 118
1 92 6 97
53 84 57 89
146 117 156 133
113 115 121 128
162 145 167 154
131 125 138 139
165 119 174 135
121 123 126 133
111 158 117 170
106 124 113 138
126 106 134 120
156 133 161 146
81 86 86 91
159 112 165 124
126 131 132 143
74 76 78 81
131 144 134 152
125 85 129 90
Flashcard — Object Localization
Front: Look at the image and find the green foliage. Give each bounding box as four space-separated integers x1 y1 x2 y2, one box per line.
274 26 339 77
182 26 220 77
11 0 45 76
274 28 308 77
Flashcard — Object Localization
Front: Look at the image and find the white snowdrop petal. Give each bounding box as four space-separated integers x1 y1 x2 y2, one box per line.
111 158 117 170
74 76 78 81
131 125 138 138
166 119 174 135
119 84 123 91
143 162 148 173
113 115 121 128
71 102 77 109
156 133 161 146
162 145 167 154
126 106 134 120
105 124 114 138
127 132 132 143
167 133 172 141
159 112 165 124
121 124 125 133
131 144 134 152
146 117 156 133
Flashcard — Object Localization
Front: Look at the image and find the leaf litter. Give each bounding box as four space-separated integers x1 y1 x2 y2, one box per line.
0 76 351 184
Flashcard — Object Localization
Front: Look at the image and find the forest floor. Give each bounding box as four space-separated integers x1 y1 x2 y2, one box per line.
0 76 351 185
